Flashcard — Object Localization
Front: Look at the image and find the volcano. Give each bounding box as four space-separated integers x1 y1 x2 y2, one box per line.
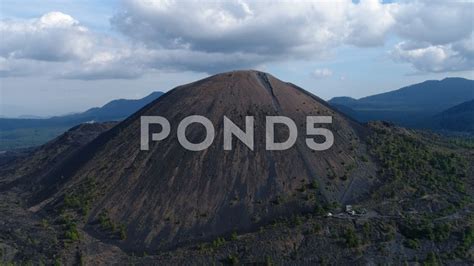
30 70 379 252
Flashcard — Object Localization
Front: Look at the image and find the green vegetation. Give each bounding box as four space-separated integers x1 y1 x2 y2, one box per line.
360 155 369 162
313 203 326 216
230 231 238 241
64 225 80 241
54 257 61 266
297 184 307 192
399 219 453 243
119 224 127 240
400 220 431 240
454 226 474 257
361 222 372 244
97 210 128 240
272 195 285 205
197 236 228 253
432 223 451 242
63 177 98 218
265 256 274 266
99 211 116 232
40 219 49 229
226 254 239 265
292 215 304 227
309 180 319 190
447 137 474 149
343 228 360 248
78 252 85 266
212 237 226 249
367 123 470 213
60 215 80 241
403 239 420 249
424 252 440 266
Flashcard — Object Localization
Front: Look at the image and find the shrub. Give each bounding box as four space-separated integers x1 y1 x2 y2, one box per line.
310 180 319 190
98 211 115 231
433 223 451 242
119 224 127 240
312 224 322 234
227 254 239 265
344 228 360 248
62 177 97 218
230 231 238 241
212 237 226 249
293 215 303 227
360 155 369 162
425 252 439 266
41 219 49 228
314 204 326 216
362 222 372 241
64 223 80 241
265 256 273 266
455 226 474 258
64 194 81 209
403 239 420 250
399 220 433 240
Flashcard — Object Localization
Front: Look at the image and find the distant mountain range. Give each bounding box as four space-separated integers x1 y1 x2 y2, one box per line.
0 91 164 150
329 77 474 133
429 99 474 133
0 91 164 131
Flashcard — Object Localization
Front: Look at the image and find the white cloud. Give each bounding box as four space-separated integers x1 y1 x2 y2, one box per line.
0 0 472 79
0 12 94 62
392 1 473 46
111 0 395 63
312 68 333 79
0 11 144 79
345 0 395 46
389 0 474 73
110 0 473 74
391 38 474 73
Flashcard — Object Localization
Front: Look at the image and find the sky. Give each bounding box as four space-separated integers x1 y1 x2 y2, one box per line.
0 0 473 117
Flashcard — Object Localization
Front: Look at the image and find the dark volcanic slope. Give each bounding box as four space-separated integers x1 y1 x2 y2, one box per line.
0 122 117 190
34 70 378 252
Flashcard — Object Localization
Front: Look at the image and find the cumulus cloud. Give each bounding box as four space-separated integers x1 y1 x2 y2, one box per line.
392 38 474 73
345 0 395 46
392 1 473 46
0 12 144 79
389 0 474 73
0 12 92 62
312 68 333 79
111 0 396 71
110 0 473 74
0 0 472 79
113 1 341 54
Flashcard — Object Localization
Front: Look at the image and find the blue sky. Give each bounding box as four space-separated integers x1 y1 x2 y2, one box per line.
0 0 473 117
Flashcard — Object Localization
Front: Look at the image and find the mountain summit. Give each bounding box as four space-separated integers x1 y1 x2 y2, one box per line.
31 70 377 251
